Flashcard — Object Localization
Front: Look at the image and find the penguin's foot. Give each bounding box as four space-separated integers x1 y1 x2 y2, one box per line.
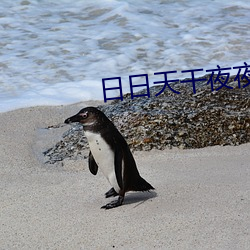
105 187 118 198
101 196 124 209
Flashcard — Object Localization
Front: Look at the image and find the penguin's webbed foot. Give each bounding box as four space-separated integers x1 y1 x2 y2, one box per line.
105 187 118 198
101 196 124 209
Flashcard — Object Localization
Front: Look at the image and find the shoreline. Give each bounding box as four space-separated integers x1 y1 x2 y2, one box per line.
0 102 249 249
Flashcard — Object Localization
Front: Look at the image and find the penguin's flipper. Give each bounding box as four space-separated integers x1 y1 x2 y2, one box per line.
105 187 118 198
88 151 98 175
114 146 124 190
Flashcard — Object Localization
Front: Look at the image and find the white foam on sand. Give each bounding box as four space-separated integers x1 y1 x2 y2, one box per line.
0 0 250 112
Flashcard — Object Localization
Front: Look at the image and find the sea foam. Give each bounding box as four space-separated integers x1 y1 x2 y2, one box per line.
0 0 249 112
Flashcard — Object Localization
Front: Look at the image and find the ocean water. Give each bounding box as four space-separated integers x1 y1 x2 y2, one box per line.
0 0 250 112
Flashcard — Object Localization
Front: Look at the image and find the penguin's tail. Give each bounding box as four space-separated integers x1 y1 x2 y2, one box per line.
132 176 154 192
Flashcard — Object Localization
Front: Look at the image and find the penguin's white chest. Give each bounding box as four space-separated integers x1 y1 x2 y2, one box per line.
85 131 120 192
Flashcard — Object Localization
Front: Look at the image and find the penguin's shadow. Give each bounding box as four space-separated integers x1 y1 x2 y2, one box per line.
123 191 157 208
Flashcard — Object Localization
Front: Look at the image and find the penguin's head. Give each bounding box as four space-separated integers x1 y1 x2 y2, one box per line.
65 107 109 129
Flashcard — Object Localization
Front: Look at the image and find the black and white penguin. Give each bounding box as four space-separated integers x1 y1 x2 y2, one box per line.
65 107 154 209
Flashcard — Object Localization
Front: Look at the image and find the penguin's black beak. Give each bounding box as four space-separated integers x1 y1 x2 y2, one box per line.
64 114 81 124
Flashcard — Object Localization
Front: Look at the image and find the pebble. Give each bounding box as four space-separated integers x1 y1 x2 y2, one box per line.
43 74 250 164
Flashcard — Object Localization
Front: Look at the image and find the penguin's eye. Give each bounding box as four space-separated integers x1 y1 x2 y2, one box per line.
79 112 88 119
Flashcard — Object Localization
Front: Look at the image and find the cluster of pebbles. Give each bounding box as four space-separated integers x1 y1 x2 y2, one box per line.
43 74 250 164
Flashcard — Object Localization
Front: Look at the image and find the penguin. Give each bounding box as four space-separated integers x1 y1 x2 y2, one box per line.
65 107 154 209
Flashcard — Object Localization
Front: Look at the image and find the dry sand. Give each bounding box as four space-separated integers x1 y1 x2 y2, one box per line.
0 102 249 250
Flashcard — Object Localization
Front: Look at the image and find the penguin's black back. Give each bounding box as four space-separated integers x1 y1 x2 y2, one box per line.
99 116 154 192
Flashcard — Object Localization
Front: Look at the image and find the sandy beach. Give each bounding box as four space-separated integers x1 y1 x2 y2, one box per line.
0 102 249 249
